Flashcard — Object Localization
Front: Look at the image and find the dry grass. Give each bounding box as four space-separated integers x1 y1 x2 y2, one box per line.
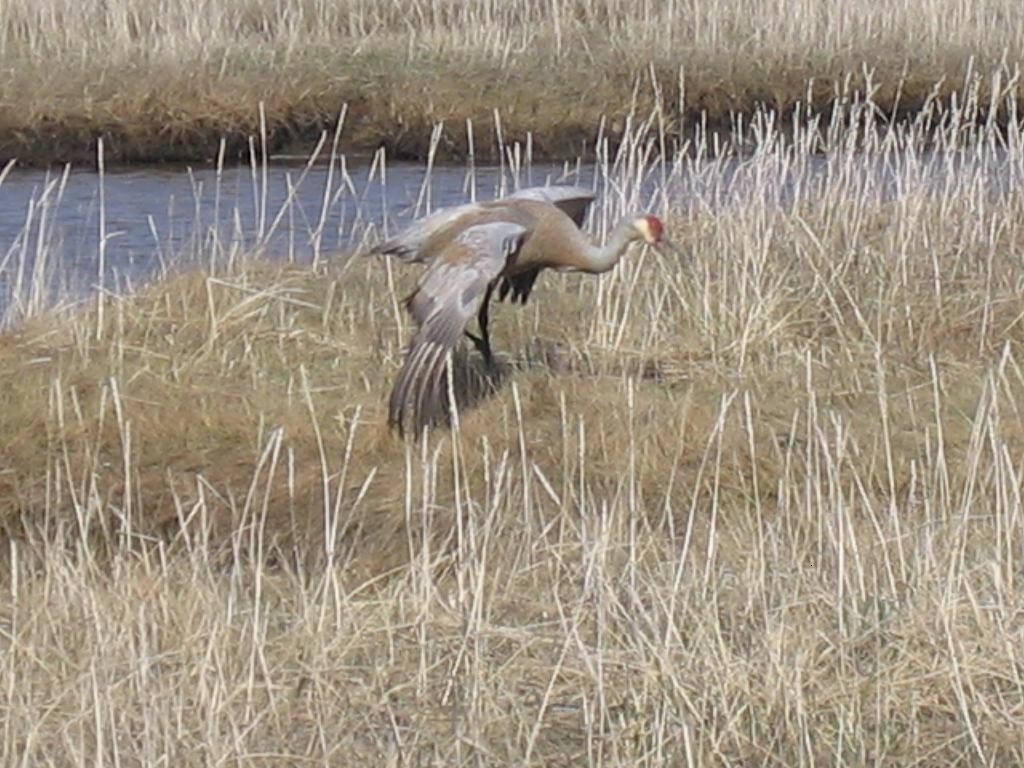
2 0 1024 164
4 101 1024 763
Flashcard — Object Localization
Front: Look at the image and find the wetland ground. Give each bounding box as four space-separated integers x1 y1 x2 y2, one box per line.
2 2 1024 764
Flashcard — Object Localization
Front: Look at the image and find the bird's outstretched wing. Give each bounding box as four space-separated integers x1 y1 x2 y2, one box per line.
506 185 596 228
369 202 478 263
371 185 594 263
389 221 528 436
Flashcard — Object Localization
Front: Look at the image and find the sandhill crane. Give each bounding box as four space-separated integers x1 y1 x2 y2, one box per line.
372 186 677 436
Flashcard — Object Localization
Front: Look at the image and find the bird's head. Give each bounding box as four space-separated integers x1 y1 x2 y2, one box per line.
631 214 665 245
631 214 682 258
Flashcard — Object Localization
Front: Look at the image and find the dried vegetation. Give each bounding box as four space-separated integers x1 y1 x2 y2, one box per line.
2 0 1024 163
3 72 1024 764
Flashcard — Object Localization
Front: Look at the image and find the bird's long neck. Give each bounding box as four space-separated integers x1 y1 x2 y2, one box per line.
581 218 637 274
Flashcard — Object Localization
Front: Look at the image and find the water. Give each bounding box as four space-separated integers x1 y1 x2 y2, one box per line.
0 159 596 323
0 143 1018 325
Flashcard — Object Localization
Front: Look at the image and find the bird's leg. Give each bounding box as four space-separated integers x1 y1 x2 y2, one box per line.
465 282 496 368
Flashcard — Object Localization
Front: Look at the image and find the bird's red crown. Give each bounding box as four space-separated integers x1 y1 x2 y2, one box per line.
645 215 664 242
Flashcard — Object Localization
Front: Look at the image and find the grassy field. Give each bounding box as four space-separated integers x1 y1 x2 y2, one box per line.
2 0 1024 164
2 96 1024 763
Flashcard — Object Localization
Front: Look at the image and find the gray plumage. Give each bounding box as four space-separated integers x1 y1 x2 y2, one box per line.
376 185 674 437
388 222 528 435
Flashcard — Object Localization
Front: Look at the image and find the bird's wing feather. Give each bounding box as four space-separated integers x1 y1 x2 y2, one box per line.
506 185 596 227
371 185 593 263
369 202 478 262
389 221 527 435
497 268 541 304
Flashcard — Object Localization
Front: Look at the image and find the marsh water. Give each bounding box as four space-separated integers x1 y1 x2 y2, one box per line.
0 159 601 322
0 147 1018 324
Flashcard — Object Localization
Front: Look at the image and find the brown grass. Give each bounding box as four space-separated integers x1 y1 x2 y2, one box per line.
4 102 1024 762
2 0 1024 164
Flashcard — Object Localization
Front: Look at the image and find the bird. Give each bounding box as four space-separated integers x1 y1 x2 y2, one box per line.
372 185 678 436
